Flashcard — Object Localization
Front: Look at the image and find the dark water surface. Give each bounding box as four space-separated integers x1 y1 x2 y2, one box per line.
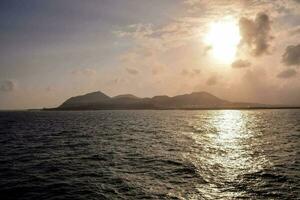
0 110 299 199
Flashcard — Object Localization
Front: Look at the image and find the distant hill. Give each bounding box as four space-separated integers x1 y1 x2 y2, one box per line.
60 91 110 109
46 90 274 110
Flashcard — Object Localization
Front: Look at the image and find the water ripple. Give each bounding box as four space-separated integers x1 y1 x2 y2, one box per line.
0 110 299 199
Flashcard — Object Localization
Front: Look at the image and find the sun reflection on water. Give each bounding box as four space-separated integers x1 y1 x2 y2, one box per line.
188 110 271 199
210 111 251 176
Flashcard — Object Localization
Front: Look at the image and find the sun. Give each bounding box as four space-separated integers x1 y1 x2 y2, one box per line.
204 17 241 64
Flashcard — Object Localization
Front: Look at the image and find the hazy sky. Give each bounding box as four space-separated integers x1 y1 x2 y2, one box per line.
0 0 300 109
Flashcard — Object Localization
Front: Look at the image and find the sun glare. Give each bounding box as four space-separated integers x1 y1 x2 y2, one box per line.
204 18 241 64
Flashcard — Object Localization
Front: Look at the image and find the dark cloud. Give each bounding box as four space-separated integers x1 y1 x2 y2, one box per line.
126 67 139 75
232 59 252 68
206 75 217 86
0 80 17 92
277 69 297 79
282 44 300 66
239 12 273 56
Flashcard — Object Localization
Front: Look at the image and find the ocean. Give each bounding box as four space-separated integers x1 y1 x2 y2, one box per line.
0 110 299 199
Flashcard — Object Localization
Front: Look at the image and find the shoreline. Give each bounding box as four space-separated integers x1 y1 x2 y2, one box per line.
2 107 300 112
42 107 300 111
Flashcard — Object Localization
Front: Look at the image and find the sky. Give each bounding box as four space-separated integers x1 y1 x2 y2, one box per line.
0 0 300 109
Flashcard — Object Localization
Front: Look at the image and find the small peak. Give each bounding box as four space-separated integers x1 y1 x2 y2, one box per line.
113 94 139 99
87 91 102 95
83 91 110 97
191 91 212 96
191 91 205 94
153 95 169 98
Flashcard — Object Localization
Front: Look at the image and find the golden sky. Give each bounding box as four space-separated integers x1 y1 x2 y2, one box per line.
0 0 300 109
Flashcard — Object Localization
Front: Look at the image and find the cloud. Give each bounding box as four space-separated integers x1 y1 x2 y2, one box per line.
72 68 97 76
206 75 218 86
45 86 54 92
184 0 200 6
152 68 161 75
289 27 300 36
107 77 126 85
115 17 198 55
277 69 297 79
0 80 17 92
126 67 139 75
239 12 273 56
282 44 300 66
203 45 212 56
181 68 201 77
231 59 252 68
183 0 297 18
152 65 165 75
193 69 201 74
119 51 140 64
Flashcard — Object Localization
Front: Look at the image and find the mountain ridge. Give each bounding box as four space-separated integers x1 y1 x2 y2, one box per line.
46 90 274 110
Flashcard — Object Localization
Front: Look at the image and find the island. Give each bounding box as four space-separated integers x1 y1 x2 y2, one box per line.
42 91 297 110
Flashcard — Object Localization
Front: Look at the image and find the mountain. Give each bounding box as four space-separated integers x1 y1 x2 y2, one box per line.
46 90 271 110
158 92 230 108
60 91 110 109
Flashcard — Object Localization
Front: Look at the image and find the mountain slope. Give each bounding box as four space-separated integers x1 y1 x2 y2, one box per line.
113 94 139 99
111 94 142 105
60 91 111 108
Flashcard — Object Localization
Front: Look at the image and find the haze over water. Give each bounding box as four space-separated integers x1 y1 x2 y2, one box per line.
0 110 299 199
